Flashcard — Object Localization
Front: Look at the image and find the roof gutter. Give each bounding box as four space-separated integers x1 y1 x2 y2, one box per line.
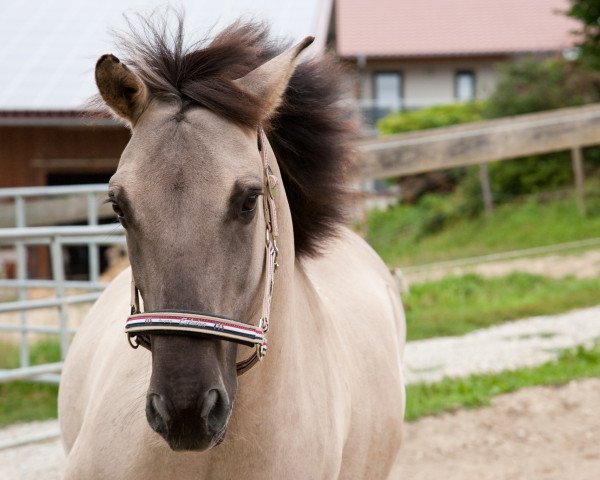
0 111 121 128
337 48 562 60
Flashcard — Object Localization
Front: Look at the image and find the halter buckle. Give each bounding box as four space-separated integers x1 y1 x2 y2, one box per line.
266 166 278 198
259 316 269 333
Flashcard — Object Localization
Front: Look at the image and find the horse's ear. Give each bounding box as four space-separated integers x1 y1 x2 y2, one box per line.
95 54 148 125
234 36 314 121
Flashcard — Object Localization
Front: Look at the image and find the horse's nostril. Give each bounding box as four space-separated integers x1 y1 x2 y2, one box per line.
201 389 218 419
146 393 170 434
200 388 228 431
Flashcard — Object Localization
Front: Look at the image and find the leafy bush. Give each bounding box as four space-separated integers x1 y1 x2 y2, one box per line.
484 57 600 118
378 102 484 135
481 57 600 199
488 154 573 197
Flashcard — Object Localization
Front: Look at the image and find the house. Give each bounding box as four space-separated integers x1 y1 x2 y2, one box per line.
334 0 578 129
0 0 578 190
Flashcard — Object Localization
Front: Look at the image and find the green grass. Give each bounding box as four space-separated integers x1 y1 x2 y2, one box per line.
367 191 600 340
0 382 58 427
404 272 600 340
406 344 600 421
0 339 61 427
367 196 600 267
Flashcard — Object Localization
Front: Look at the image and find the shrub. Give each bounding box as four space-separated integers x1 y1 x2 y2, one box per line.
483 57 600 118
377 102 484 135
488 154 573 197
481 57 600 199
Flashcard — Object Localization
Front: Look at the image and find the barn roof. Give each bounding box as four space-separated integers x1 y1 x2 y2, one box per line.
336 0 579 58
0 0 331 114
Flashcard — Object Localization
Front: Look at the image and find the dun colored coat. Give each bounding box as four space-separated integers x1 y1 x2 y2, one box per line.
59 15 406 479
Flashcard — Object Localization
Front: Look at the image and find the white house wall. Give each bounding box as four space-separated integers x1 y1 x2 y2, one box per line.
356 57 504 110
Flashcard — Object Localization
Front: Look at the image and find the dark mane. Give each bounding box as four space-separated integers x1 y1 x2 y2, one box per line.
116 13 357 257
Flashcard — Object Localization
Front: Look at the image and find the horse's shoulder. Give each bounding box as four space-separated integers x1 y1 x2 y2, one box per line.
299 227 403 338
301 227 395 294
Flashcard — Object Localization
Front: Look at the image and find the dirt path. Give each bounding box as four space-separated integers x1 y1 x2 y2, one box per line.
405 248 600 284
2 379 599 479
396 378 600 480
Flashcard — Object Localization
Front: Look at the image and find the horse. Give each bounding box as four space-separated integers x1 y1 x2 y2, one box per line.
59 15 406 479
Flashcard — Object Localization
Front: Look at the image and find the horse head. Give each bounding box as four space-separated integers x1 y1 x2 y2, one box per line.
95 26 312 451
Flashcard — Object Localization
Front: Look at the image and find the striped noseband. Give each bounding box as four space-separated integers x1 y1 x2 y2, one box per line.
125 127 279 375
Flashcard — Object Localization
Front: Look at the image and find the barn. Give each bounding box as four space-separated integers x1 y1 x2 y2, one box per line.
0 0 332 191
0 0 332 277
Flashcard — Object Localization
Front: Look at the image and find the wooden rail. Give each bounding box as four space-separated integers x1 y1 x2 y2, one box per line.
356 103 600 179
3 104 599 226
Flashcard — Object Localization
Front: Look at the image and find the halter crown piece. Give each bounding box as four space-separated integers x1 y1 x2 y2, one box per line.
125 127 279 375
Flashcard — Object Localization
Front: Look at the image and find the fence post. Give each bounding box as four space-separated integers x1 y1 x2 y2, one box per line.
571 147 586 215
15 195 29 368
51 236 69 360
479 164 494 216
87 192 100 282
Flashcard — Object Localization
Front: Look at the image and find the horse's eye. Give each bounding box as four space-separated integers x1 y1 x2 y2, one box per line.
110 201 125 222
241 194 259 213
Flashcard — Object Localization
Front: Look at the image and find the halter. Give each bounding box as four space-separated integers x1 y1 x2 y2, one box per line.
125 127 279 375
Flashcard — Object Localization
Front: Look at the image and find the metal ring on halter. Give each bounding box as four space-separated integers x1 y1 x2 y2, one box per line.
127 334 140 349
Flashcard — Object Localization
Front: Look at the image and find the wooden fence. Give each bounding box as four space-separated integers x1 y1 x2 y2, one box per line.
2 104 600 226
355 103 600 214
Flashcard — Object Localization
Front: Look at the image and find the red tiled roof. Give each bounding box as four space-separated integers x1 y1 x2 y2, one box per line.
336 0 579 58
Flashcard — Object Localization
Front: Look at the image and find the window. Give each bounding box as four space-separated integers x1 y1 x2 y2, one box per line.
373 72 403 111
455 70 476 101
368 71 404 127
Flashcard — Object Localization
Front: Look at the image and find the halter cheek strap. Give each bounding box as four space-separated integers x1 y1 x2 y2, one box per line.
125 127 279 376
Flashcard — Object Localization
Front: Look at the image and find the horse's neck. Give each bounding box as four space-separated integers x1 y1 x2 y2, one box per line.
240 255 323 388
243 156 326 383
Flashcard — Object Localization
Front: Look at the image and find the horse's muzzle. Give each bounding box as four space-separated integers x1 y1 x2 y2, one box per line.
146 388 230 451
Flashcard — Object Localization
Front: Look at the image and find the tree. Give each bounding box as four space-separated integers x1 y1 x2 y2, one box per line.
568 0 600 69
484 57 600 118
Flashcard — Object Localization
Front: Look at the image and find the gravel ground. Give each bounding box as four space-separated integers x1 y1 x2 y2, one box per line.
404 305 600 384
2 305 600 479
0 420 63 480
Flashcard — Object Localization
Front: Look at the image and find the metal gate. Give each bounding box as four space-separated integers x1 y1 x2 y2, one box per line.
0 184 125 383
